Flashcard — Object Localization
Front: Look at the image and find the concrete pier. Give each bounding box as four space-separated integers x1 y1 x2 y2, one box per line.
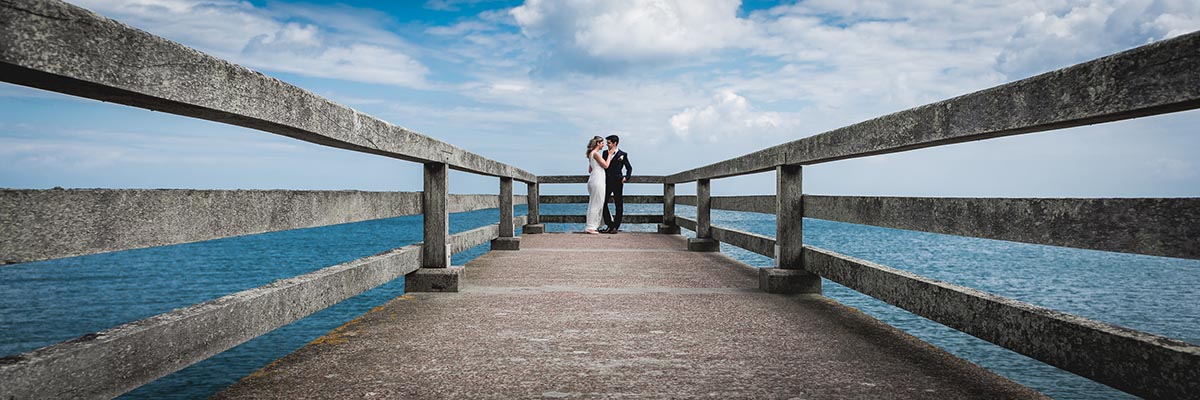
217 233 1042 399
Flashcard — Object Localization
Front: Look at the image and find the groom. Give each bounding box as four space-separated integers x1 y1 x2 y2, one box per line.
601 135 633 234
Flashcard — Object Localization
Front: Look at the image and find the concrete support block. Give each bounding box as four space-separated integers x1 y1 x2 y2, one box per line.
423 163 450 269
776 165 803 269
526 182 541 225
658 224 681 234
522 224 545 234
663 183 676 225
687 238 719 252
405 267 464 292
759 268 822 294
499 177 514 238
490 237 521 251
696 179 712 238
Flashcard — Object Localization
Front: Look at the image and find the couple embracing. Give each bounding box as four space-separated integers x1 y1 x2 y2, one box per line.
584 135 633 235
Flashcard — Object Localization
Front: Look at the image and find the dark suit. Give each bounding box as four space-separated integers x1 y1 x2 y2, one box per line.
601 149 633 230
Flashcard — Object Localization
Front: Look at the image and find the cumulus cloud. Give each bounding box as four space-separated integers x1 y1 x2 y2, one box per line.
69 0 429 87
510 0 752 73
996 0 1200 78
669 91 790 141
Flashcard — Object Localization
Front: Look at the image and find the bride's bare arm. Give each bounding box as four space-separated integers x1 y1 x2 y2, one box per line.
593 151 612 169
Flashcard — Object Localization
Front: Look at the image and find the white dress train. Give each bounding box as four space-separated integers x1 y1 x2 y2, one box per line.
585 153 606 231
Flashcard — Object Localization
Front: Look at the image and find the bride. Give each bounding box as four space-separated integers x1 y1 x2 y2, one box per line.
584 136 617 234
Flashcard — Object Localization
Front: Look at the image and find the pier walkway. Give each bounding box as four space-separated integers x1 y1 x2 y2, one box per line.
216 233 1040 399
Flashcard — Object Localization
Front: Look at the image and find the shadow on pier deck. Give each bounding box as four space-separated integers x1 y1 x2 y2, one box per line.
216 233 1040 399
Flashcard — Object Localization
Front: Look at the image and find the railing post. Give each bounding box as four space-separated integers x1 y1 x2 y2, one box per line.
760 164 821 294
523 181 545 234
405 162 461 292
687 179 719 251
492 177 520 250
658 183 680 234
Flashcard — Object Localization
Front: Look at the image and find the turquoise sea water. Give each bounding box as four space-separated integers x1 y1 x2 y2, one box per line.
2 204 1197 399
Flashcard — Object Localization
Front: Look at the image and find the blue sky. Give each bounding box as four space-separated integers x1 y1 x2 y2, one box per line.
1 0 1198 196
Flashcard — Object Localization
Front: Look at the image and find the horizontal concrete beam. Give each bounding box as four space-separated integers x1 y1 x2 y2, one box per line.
0 0 534 182
676 194 1200 260
0 190 528 264
449 216 527 255
539 215 663 224
804 196 1200 260
448 194 528 214
710 225 776 258
540 195 663 204
0 243 422 399
668 31 1200 182
538 176 666 184
0 189 423 264
803 245 1200 399
676 216 697 232
676 195 776 214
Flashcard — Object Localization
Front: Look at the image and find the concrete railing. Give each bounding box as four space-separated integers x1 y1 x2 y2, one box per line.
0 0 534 397
660 31 1200 399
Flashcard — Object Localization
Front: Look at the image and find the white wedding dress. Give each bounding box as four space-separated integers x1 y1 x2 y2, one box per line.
585 152 606 231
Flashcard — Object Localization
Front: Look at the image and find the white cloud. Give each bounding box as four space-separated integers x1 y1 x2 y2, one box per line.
68 0 429 87
510 0 752 72
670 91 790 141
996 0 1200 78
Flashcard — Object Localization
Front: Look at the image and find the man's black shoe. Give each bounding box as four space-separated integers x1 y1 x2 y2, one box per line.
604 228 619 234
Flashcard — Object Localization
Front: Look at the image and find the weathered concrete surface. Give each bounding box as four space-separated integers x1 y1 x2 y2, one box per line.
447 194 527 214
540 195 663 204
668 31 1200 183
522 224 546 234
662 182 676 225
687 237 720 252
678 194 1200 260
0 0 534 182
677 194 776 214
490 237 520 251
710 225 775 258
776 165 803 270
0 189 529 264
0 189 423 264
539 175 666 184
499 178 515 238
404 266 463 293
218 233 1043 399
759 268 821 294
804 195 1200 260
696 179 712 239
423 163 450 269
526 182 540 225
0 244 421 399
676 215 698 232
803 245 1200 399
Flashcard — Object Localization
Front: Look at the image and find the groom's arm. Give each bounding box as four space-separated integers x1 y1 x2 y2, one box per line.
622 151 633 182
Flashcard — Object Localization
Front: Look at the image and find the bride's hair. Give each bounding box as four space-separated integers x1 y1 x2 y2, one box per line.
586 136 603 157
